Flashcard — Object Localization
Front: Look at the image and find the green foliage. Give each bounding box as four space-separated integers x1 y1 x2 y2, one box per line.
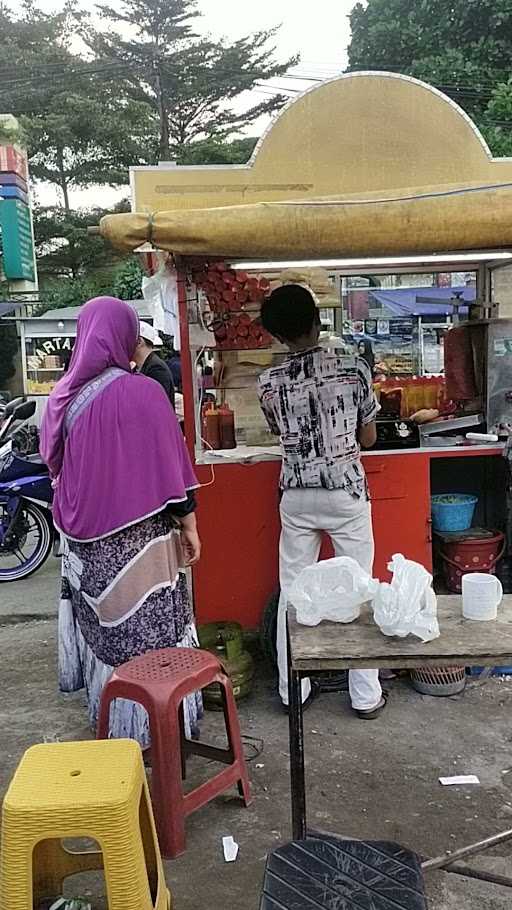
0 2 155 207
33 205 124 280
36 257 144 313
177 136 258 165
347 0 512 156
87 0 293 158
23 92 155 206
0 116 26 147
0 324 19 388
0 0 291 306
38 276 110 312
111 259 144 300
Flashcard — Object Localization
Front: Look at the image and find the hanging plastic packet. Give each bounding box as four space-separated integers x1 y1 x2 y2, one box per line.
372 553 440 642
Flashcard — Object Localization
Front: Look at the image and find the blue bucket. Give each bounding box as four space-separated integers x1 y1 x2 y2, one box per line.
431 494 478 532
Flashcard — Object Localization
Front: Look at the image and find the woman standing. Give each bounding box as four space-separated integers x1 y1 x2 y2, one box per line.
41 296 201 745
358 339 376 377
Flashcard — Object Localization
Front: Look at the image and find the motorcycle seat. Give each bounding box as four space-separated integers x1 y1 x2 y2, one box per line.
23 454 48 468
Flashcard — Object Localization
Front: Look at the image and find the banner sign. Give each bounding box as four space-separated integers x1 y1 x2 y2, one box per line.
0 198 35 281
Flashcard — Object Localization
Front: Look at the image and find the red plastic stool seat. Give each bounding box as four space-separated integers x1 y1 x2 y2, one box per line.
97 647 252 858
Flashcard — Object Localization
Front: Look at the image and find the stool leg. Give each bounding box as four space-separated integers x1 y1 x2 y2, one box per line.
0 841 34 910
97 687 115 739
139 779 164 899
150 699 187 858
220 676 252 806
178 702 187 781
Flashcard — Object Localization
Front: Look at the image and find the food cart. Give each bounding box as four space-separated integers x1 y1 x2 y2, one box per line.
96 71 512 628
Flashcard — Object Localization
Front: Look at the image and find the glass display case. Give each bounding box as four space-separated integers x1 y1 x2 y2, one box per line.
341 270 477 377
24 332 74 395
186 264 474 459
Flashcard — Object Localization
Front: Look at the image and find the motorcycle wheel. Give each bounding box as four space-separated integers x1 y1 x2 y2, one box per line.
0 502 53 582
261 589 279 667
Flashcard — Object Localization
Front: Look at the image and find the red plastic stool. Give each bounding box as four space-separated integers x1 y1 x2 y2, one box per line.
97 647 252 858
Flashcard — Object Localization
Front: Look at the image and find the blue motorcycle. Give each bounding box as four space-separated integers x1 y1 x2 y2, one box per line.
0 398 54 582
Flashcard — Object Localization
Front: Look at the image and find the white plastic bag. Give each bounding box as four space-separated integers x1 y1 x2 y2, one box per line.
372 553 440 642
288 557 379 626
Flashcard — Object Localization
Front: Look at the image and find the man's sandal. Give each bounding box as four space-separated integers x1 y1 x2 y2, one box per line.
354 691 389 720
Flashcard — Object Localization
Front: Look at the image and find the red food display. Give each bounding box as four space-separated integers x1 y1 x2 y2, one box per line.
193 261 273 350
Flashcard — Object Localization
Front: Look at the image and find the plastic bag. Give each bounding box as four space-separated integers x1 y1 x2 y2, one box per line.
372 553 440 642
288 556 379 627
49 900 92 910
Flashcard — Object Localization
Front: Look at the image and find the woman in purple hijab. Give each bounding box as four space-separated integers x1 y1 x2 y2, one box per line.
40 296 201 744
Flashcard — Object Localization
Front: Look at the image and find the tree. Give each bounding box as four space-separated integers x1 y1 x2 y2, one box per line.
111 258 144 300
33 205 126 280
87 0 293 160
347 0 512 156
0 324 19 390
177 136 258 165
25 92 154 213
36 256 144 313
0 2 155 211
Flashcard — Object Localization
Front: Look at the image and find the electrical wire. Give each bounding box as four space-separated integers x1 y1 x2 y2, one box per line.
0 59 510 104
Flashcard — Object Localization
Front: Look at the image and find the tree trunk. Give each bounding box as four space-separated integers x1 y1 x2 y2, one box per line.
56 147 71 214
154 58 171 160
56 147 78 277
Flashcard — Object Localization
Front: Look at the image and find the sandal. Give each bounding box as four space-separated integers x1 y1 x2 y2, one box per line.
354 691 388 720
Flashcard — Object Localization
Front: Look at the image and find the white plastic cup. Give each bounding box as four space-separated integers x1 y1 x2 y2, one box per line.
462 573 503 620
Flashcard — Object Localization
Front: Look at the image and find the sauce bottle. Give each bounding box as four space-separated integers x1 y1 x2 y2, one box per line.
204 405 221 450
219 403 236 449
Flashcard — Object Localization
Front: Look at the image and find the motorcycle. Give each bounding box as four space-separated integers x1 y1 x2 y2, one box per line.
0 398 55 582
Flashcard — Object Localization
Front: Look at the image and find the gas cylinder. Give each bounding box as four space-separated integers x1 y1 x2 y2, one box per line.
198 622 254 709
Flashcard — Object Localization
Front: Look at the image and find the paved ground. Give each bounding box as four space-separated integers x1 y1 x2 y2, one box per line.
0 555 59 623
2 571 512 908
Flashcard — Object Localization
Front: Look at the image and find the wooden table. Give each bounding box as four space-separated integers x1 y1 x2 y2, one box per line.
287 595 512 841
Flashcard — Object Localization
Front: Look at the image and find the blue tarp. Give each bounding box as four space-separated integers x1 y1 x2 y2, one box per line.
368 285 475 316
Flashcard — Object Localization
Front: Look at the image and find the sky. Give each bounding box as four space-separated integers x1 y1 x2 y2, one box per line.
30 0 360 207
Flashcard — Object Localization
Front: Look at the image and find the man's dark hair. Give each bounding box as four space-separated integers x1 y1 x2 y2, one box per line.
261 284 319 342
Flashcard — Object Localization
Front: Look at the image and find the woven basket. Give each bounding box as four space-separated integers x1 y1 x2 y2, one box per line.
411 666 466 697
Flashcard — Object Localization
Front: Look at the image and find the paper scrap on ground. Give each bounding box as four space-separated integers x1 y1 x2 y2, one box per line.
439 775 480 786
49 901 92 910
223 835 239 862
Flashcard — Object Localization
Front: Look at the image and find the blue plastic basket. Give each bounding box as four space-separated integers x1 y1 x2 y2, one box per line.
431 494 478 532
468 666 512 677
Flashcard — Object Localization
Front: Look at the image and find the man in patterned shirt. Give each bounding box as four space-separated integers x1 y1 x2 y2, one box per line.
258 284 385 718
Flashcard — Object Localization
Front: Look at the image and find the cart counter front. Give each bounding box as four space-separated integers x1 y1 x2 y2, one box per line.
190 439 504 628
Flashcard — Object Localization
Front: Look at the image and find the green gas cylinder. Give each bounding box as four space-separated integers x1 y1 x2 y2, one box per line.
198 622 254 710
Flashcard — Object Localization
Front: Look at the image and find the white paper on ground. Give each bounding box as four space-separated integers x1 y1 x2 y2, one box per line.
439 775 480 786
223 835 239 862
50 901 92 910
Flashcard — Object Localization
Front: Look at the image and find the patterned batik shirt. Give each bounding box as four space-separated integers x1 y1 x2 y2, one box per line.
257 348 379 497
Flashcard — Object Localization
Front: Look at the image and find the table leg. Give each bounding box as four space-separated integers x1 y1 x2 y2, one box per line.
287 620 306 840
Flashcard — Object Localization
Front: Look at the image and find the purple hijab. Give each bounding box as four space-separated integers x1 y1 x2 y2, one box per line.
40 296 198 541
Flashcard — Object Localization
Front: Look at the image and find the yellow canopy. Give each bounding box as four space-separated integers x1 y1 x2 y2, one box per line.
100 181 512 259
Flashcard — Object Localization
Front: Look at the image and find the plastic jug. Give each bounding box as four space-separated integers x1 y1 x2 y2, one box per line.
462 572 503 620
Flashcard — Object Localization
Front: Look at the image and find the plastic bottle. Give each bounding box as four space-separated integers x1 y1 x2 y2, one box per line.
424 377 438 409
204 406 221 450
219 403 236 449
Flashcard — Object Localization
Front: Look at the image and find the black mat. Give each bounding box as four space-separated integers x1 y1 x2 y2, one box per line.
260 835 427 910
